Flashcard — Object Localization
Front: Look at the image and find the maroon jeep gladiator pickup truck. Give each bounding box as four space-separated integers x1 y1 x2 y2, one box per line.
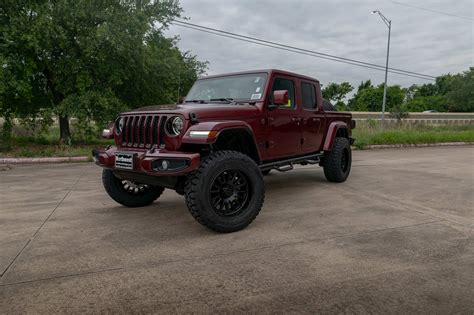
93 69 355 232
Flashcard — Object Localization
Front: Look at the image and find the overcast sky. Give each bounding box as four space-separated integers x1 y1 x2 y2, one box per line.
166 0 473 88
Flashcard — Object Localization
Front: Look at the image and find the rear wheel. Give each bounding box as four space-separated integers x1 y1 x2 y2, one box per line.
102 169 165 207
323 137 352 182
185 151 265 233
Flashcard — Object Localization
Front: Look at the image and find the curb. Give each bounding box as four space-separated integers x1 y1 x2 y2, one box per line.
353 142 474 150
0 156 90 164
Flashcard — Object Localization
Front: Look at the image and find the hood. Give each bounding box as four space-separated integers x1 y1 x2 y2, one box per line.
121 103 261 120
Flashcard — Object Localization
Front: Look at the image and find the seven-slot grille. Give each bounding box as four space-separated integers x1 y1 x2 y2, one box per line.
118 115 167 148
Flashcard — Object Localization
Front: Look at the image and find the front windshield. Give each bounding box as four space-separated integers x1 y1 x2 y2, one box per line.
185 73 268 102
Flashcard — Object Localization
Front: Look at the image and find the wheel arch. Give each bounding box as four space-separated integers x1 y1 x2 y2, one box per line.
212 128 261 164
323 121 349 152
181 121 262 164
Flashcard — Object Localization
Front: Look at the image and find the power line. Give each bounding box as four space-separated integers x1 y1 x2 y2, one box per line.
173 20 436 80
175 23 434 81
389 0 474 21
173 23 420 78
171 20 437 81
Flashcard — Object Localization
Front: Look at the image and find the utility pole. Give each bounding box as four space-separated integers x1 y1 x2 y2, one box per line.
372 10 391 128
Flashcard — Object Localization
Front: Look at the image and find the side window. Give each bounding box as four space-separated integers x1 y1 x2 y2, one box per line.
272 77 295 109
301 82 316 109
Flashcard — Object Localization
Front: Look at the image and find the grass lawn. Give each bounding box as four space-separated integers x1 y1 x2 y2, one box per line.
1 122 473 158
1 145 105 159
1 125 113 158
353 123 474 149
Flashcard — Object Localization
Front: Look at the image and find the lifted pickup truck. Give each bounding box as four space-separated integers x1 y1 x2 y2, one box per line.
93 69 355 232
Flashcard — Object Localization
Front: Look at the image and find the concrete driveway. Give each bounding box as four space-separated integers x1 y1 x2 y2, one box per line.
0 146 473 313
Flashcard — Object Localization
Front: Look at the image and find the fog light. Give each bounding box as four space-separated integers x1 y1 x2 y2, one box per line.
151 159 189 171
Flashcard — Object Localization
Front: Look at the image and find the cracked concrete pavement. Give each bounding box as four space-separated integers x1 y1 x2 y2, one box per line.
0 146 473 313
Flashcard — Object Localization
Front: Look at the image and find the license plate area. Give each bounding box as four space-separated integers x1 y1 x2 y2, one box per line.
115 152 135 170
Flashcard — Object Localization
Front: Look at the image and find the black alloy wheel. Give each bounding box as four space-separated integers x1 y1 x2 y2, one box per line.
102 169 165 207
210 169 251 217
121 179 152 195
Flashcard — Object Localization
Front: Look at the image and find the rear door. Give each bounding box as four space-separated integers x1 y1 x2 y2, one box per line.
266 76 302 158
300 81 324 152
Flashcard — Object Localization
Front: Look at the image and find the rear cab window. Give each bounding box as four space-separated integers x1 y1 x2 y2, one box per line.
301 82 317 110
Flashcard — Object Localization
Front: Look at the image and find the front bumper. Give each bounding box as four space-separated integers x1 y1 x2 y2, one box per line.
92 146 200 176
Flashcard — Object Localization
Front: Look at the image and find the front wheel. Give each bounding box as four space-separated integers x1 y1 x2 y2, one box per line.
323 137 352 183
102 169 165 207
185 151 265 233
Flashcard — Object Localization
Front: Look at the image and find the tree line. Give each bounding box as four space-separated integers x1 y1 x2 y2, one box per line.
1 1 472 151
322 67 474 113
0 0 207 150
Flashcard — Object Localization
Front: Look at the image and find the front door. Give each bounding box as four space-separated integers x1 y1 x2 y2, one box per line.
266 76 302 159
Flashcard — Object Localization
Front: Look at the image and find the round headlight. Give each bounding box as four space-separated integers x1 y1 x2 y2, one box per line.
167 116 184 136
115 117 124 135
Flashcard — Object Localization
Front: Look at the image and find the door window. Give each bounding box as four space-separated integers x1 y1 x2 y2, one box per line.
301 82 316 110
272 78 295 109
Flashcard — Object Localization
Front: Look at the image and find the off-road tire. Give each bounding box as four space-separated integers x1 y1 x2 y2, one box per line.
102 169 165 207
184 150 265 233
323 137 352 183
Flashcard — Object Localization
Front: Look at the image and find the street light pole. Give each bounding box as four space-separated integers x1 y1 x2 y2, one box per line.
372 10 391 128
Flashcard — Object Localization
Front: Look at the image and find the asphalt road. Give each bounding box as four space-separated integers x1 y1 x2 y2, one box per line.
1 146 473 313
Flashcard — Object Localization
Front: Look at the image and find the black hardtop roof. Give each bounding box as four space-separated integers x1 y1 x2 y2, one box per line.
199 69 320 83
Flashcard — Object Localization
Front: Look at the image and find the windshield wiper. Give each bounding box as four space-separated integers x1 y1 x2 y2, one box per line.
184 99 206 104
209 98 235 104
186 98 255 105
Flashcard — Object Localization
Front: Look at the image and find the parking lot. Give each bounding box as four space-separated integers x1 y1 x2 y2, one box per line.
0 146 473 313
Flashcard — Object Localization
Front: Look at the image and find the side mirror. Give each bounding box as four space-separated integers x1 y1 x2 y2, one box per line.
273 90 289 106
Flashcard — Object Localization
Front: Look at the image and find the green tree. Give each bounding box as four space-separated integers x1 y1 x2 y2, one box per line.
0 0 206 145
404 95 448 112
322 82 353 110
446 68 474 112
347 80 371 110
436 73 458 95
348 83 405 112
415 83 438 97
356 80 373 92
403 70 472 112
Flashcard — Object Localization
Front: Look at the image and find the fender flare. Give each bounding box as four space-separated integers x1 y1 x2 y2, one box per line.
323 121 349 151
182 121 261 163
